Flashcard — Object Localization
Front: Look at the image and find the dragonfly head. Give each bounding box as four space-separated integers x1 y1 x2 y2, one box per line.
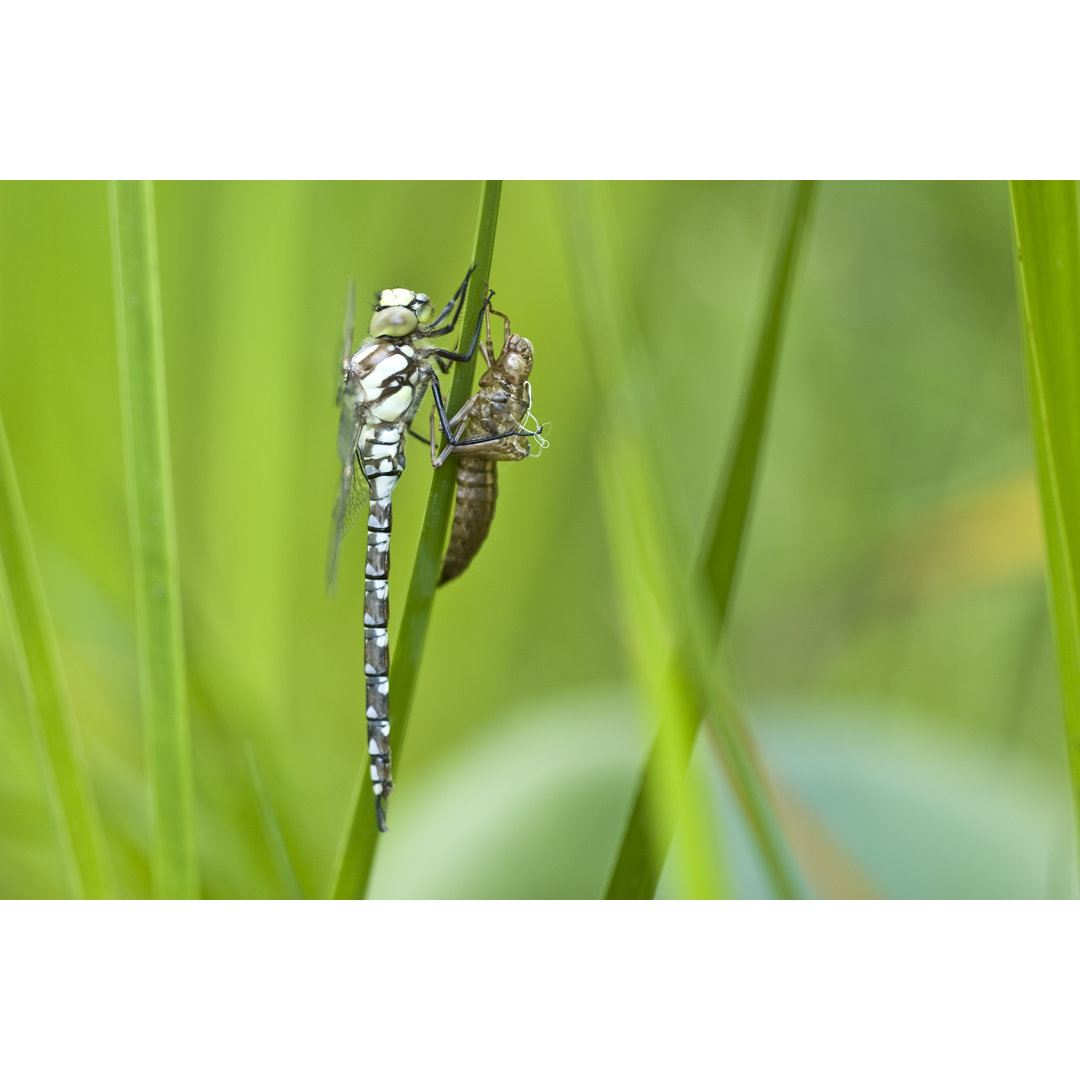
499 334 534 384
370 289 436 338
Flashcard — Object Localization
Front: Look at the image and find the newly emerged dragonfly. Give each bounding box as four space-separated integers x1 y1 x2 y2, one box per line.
430 302 546 585
328 266 537 832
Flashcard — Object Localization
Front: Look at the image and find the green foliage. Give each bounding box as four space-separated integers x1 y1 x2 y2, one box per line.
109 180 197 898
0 410 112 897
246 743 303 899
0 181 1074 898
562 182 811 899
1010 180 1080 859
702 182 818 622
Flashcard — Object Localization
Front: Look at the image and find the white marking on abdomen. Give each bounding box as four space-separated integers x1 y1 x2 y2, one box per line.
365 440 398 459
372 473 399 499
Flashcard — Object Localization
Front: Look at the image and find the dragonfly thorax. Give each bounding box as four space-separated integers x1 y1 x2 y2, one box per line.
345 341 421 423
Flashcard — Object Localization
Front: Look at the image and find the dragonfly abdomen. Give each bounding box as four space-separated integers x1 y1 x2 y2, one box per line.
440 458 498 585
360 422 405 831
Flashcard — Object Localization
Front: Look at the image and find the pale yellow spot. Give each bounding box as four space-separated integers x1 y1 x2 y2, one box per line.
379 288 416 306
371 385 413 422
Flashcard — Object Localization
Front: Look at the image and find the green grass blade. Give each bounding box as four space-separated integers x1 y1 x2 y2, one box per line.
245 744 304 899
330 180 502 899
1010 180 1080 863
0 410 113 898
596 432 730 898
108 180 198 899
701 181 818 623
560 182 815 899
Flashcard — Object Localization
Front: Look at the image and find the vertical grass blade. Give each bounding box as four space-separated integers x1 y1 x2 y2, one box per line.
245 744 304 899
561 182 816 899
0 410 112 898
109 180 198 899
1010 180 1080 864
330 180 502 899
597 432 730 898
701 181 818 624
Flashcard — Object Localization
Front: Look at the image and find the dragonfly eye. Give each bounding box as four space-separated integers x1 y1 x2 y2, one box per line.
370 306 419 338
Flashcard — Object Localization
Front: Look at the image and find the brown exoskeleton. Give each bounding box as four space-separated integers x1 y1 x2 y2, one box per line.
430 301 545 585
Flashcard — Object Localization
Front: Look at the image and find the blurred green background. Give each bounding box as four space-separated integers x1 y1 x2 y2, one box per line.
0 181 1073 899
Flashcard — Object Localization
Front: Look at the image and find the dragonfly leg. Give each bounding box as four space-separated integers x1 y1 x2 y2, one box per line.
418 289 495 371
418 265 476 337
429 398 476 467
428 377 544 455
488 303 513 351
401 405 470 452
479 301 495 370
450 426 545 450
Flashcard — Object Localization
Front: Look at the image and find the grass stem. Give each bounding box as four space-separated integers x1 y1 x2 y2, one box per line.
0 410 112 898
561 181 816 899
109 180 197 899
330 180 502 899
1010 180 1080 872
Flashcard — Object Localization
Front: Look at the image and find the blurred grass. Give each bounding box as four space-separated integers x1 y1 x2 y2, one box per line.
330 181 501 899
109 180 197 898
246 743 303 899
691 181 817 897
702 182 817 616
0 409 112 897
562 182 810 899
0 180 1071 898
596 433 729 897
1010 180 1080 856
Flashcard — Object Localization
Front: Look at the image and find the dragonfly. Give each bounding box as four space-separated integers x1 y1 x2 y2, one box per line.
328 266 538 832
429 301 546 585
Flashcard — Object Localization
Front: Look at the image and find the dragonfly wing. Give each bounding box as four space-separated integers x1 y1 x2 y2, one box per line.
326 349 369 591
341 448 372 538
335 280 356 404
327 390 369 593
328 281 369 591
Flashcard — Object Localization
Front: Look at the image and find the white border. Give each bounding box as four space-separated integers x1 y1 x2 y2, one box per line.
1 903 1077 1077
5 2 1080 177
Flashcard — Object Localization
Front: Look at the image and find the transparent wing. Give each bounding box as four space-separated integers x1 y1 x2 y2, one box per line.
341 451 372 536
327 281 366 592
334 280 356 405
327 416 370 591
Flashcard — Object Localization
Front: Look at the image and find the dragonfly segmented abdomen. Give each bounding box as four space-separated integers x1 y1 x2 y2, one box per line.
359 423 405 828
436 304 544 585
441 457 499 584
